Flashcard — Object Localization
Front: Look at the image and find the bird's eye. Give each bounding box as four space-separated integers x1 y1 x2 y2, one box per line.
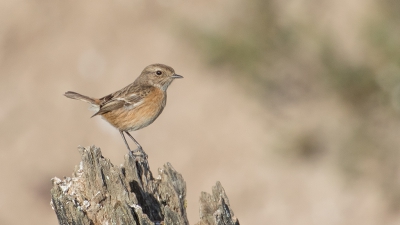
156 70 162 75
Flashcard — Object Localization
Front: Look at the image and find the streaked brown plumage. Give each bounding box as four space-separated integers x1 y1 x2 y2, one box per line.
64 63 183 157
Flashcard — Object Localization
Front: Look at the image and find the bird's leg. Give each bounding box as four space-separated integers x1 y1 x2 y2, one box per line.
125 131 148 158
120 130 133 154
125 132 142 150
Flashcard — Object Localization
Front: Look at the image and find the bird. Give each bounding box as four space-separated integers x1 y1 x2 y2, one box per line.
64 63 183 157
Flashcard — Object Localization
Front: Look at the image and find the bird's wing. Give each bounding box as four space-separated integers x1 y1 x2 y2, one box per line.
91 99 125 117
91 85 151 117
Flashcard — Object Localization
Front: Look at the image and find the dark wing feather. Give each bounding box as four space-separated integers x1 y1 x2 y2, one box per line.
91 100 125 117
98 93 113 103
124 94 142 105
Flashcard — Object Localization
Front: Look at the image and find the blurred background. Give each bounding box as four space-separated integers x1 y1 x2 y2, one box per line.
1 0 400 224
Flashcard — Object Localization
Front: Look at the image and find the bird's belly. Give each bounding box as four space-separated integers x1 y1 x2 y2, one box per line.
101 90 166 132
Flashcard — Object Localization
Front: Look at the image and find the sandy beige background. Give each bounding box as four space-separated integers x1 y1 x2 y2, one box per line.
1 0 400 224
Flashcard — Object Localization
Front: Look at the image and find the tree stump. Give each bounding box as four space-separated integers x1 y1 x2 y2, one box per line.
51 146 239 225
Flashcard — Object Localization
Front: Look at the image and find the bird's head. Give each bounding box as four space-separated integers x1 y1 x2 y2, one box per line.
138 64 183 90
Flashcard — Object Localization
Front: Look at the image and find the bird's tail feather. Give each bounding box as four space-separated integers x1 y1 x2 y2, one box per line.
64 91 97 105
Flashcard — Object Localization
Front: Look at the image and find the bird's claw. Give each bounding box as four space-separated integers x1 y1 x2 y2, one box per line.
129 148 148 159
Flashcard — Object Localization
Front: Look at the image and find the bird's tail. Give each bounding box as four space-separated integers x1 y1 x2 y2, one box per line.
64 91 98 105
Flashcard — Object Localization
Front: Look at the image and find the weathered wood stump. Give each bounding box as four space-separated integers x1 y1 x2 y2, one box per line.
51 146 239 225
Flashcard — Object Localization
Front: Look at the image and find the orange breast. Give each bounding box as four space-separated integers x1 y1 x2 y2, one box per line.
101 88 166 131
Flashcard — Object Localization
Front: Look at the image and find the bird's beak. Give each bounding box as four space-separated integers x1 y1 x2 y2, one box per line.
172 74 184 79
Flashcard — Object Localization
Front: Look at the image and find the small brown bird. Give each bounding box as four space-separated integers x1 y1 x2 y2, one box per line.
65 64 183 157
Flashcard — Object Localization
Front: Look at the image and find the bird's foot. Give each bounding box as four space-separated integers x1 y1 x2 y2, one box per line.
129 147 148 160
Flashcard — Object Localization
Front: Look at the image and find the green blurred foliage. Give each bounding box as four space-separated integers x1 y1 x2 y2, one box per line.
320 42 382 107
184 0 400 109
